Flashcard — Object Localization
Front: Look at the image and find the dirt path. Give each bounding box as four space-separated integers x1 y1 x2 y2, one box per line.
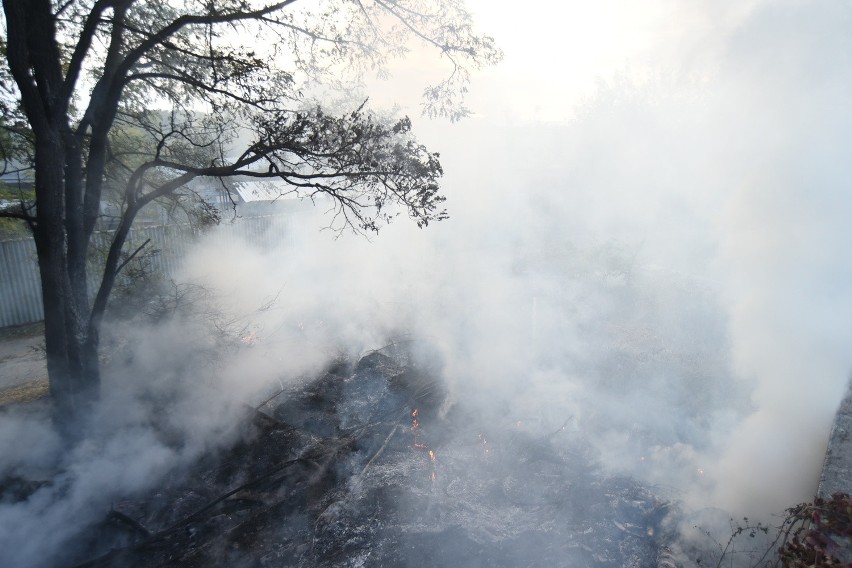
0 323 48 404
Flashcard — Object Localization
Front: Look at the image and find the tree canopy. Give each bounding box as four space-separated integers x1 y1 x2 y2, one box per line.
0 0 501 427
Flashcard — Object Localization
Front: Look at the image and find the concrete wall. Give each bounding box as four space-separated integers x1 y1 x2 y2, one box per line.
817 380 852 498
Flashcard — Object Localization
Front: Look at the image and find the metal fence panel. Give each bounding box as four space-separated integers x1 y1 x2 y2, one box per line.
0 239 43 327
0 215 287 328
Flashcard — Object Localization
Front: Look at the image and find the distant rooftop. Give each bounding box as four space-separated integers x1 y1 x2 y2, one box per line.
234 181 299 203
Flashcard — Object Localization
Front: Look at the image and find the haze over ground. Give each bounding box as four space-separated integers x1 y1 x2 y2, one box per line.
358 0 852 514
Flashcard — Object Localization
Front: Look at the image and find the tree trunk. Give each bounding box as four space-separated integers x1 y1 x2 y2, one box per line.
2 0 101 432
32 135 100 431
37 248 101 427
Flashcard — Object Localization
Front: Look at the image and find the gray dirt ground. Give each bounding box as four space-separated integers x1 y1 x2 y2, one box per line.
0 322 848 501
0 323 48 402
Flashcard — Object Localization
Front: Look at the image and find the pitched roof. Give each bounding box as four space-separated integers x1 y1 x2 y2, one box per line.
234 180 298 203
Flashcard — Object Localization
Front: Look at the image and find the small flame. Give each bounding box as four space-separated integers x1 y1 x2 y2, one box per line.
411 408 425 448
410 407 437 480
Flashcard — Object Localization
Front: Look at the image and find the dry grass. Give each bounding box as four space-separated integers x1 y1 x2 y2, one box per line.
0 379 49 407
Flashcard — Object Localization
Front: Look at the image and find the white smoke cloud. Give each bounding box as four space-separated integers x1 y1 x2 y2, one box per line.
3 1 852 565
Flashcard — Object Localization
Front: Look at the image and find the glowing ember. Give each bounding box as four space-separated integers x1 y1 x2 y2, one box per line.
410 408 437 479
478 433 491 454
411 408 427 447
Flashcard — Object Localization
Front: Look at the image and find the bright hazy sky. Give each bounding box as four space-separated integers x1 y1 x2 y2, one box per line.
373 0 764 122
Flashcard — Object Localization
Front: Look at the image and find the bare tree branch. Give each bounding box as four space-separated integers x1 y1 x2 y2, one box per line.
115 237 151 276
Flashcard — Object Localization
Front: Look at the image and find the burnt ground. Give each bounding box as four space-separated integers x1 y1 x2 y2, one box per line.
43 345 682 568
0 331 835 567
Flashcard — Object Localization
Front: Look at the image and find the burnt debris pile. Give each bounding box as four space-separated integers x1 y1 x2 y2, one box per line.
72 344 676 567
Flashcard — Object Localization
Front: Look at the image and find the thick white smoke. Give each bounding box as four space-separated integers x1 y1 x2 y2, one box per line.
215 0 852 517
2 1 852 565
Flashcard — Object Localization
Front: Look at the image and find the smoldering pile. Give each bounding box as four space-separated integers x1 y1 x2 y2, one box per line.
60 344 680 567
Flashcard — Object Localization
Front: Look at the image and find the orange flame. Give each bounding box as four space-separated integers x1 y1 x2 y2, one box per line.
411 407 437 480
412 408 425 448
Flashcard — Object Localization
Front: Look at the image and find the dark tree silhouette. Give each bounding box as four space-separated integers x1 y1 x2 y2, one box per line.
0 0 500 428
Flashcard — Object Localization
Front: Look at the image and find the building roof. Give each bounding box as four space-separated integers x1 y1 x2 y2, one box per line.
234 180 299 203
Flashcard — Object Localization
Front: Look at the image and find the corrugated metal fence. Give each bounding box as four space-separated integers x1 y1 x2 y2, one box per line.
0 237 42 327
0 215 288 328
